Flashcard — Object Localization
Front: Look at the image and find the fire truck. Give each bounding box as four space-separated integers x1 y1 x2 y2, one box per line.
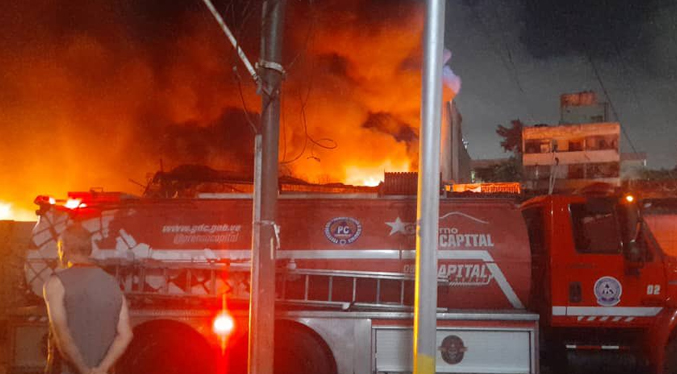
1 174 676 374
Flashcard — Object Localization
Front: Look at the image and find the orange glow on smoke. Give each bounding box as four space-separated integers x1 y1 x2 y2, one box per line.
343 160 410 187
0 1 427 210
0 201 35 221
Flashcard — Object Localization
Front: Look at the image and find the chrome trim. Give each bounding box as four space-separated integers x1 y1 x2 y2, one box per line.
277 310 539 321
552 305 663 317
280 193 380 199
196 193 252 199
196 193 385 200
371 325 537 332
28 248 527 310
552 306 566 316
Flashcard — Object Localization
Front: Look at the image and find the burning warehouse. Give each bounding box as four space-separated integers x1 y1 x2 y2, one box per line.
0 0 466 218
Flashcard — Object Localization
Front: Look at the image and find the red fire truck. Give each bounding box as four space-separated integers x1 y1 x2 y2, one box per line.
1 181 676 374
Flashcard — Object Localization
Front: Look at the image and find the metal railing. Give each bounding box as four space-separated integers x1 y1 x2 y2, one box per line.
75 261 450 311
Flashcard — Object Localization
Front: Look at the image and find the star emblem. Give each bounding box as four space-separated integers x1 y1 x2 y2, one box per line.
386 217 408 235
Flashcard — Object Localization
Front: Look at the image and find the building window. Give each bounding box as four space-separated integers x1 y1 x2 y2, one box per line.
586 162 619 178
525 140 551 154
586 135 619 151
567 164 585 179
525 165 551 180
568 139 584 152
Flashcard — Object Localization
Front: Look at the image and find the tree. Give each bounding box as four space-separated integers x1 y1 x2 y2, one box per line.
475 119 525 183
496 120 524 156
473 157 522 183
638 168 677 181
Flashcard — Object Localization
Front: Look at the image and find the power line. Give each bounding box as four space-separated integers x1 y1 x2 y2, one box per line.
469 3 536 124
611 43 647 121
586 53 639 154
276 2 337 166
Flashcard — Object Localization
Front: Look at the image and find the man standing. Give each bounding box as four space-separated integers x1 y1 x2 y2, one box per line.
43 224 133 374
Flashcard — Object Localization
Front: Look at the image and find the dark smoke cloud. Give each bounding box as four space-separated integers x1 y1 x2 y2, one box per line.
0 0 430 214
362 112 417 144
156 108 258 173
519 0 659 60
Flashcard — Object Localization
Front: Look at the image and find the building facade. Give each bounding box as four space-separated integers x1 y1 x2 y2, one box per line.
522 92 621 191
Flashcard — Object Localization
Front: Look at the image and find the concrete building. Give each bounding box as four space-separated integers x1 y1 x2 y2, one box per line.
523 92 621 191
620 152 648 179
560 90 610 124
441 101 472 184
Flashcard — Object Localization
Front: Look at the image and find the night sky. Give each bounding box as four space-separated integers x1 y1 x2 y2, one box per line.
1 0 676 216
448 0 676 167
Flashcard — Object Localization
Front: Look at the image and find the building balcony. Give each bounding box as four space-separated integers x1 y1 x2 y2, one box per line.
523 150 620 166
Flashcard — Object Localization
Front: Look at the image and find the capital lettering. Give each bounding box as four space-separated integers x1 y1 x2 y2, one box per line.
470 265 480 278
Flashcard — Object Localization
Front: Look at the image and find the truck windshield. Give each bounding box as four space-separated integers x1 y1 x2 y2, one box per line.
642 199 677 258
569 203 622 254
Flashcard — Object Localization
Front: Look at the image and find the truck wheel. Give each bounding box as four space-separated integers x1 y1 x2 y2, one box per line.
117 320 216 374
274 323 336 374
225 322 337 374
665 338 677 374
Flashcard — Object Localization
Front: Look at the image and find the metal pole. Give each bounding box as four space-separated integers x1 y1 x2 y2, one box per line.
249 1 286 374
201 0 260 85
413 0 445 373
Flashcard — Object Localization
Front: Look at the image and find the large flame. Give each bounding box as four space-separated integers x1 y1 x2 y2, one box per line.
0 1 427 213
0 201 36 222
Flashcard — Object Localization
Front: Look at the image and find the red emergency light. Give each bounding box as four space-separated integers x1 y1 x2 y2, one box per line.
213 312 234 337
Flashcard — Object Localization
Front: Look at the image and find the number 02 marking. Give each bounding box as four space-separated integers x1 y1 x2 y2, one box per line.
647 284 661 295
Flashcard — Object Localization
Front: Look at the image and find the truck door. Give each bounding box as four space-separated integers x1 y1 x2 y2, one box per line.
552 199 666 326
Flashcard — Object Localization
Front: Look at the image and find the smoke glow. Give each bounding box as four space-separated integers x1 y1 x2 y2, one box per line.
0 0 431 218
0 201 35 222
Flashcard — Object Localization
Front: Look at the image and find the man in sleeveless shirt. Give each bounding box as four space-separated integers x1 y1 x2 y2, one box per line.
43 224 133 374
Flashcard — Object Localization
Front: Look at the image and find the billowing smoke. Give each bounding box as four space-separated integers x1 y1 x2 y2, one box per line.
0 0 428 216
519 0 659 60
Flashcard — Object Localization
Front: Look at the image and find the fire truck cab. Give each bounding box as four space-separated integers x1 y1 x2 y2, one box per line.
522 194 677 373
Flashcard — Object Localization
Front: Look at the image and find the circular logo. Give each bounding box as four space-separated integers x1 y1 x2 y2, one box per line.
594 276 622 306
439 335 467 365
324 217 362 245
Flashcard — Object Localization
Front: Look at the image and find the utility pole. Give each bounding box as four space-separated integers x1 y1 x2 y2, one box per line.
413 0 445 374
249 1 286 374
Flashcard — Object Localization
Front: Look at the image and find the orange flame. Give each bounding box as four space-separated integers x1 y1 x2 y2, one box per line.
343 160 410 187
0 1 426 210
0 201 36 222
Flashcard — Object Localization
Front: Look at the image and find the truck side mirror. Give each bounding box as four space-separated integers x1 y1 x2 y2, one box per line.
624 240 643 263
619 196 644 261
624 239 645 276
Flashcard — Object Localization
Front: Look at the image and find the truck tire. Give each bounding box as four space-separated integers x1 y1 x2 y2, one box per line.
117 320 216 374
665 338 677 374
226 322 336 374
274 323 336 374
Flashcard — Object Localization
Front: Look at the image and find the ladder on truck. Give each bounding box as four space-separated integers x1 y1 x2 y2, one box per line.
86 261 446 311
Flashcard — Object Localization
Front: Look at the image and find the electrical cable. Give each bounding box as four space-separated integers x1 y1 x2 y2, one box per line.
610 42 647 123
586 53 640 154
469 2 536 123
233 69 259 134
277 2 337 166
